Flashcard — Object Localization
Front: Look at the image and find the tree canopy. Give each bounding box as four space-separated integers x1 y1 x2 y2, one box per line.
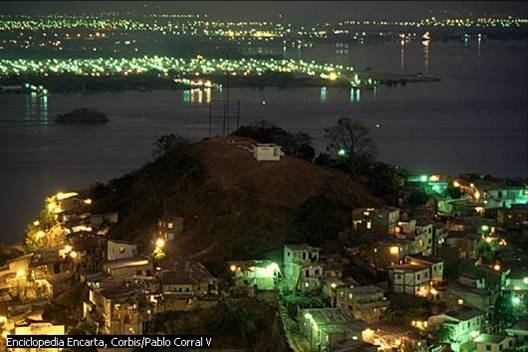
233 120 315 161
324 117 377 174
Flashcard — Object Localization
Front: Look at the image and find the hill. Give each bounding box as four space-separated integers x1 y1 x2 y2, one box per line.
90 136 381 261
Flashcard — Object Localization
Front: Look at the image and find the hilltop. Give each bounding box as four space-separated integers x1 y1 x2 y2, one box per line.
90 136 381 261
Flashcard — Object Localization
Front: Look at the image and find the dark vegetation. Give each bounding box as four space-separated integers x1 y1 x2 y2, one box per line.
55 108 109 124
145 299 279 350
233 120 315 161
88 118 411 259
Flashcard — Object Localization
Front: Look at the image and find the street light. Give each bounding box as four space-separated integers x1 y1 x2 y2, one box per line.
155 238 166 248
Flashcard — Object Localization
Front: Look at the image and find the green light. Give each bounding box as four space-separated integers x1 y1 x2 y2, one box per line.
512 296 521 305
337 148 347 157
420 175 428 182
481 225 489 232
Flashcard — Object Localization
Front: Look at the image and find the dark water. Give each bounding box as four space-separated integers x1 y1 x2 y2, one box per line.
1 39 527 244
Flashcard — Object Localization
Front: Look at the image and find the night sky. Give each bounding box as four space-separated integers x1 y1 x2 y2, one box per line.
1 1 528 22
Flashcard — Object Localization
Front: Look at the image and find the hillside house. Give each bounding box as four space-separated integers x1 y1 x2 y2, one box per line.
283 244 322 292
161 262 217 298
336 285 388 323
474 334 516 352
406 255 444 285
106 240 137 261
299 308 367 352
11 322 65 352
103 255 152 280
253 143 283 161
157 216 184 241
427 307 484 352
227 260 280 293
352 207 400 235
388 263 431 297
506 320 528 347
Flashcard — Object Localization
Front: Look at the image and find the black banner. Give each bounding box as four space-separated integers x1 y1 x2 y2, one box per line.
6 335 214 349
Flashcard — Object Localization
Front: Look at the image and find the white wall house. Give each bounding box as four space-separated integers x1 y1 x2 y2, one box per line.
107 240 138 261
253 143 283 161
389 263 431 296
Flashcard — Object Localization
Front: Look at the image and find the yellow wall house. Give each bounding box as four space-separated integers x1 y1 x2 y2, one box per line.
12 322 65 352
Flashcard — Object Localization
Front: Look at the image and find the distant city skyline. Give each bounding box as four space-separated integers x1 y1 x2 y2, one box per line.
2 1 528 23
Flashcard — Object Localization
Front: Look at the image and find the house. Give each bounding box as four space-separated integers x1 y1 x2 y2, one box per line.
31 246 74 297
459 274 486 289
253 143 283 161
484 187 528 209
11 322 65 352
367 238 409 269
433 222 449 256
227 260 280 293
388 263 431 297
445 232 481 259
157 216 184 241
283 244 322 292
474 334 516 352
498 204 528 228
336 285 388 323
406 255 444 284
321 277 345 305
90 212 118 228
103 255 152 280
394 219 433 256
446 284 496 313
106 240 137 261
0 254 33 301
84 282 146 335
427 307 484 352
299 308 367 352
352 207 400 235
506 320 528 348
505 268 528 291
161 262 217 299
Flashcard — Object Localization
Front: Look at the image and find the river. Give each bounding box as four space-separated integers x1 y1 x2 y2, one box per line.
0 39 526 243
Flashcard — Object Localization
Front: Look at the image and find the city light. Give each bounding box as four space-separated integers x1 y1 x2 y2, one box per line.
155 238 166 248
337 148 347 157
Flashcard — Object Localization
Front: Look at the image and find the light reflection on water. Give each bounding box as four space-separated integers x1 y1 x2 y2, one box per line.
0 39 527 243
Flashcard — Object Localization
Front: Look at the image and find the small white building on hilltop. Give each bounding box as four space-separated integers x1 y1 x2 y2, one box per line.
253 143 283 161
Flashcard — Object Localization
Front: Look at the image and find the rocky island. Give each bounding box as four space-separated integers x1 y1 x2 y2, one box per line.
55 108 109 124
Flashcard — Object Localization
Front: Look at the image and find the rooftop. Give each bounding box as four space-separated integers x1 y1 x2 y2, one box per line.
161 261 215 285
474 334 509 344
444 307 483 321
407 254 443 264
390 263 428 272
508 320 528 331
284 243 319 251
349 285 385 295
103 255 151 270
302 308 365 330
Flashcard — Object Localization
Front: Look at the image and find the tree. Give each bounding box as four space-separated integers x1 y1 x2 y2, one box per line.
364 161 408 206
233 121 315 161
432 324 456 344
152 134 190 160
407 189 429 205
295 196 348 245
324 118 376 175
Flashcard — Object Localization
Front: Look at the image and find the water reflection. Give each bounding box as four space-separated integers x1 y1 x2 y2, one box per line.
350 88 361 103
320 87 327 102
25 92 49 122
183 88 214 104
422 40 430 73
400 40 405 71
